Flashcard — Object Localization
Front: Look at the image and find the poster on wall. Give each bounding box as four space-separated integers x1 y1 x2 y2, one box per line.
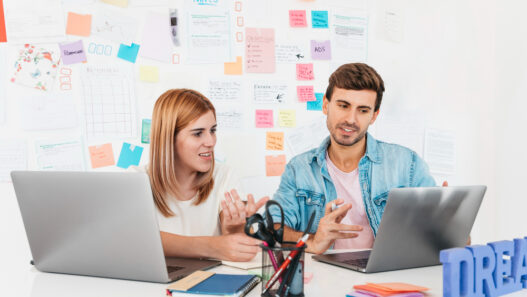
331 11 368 62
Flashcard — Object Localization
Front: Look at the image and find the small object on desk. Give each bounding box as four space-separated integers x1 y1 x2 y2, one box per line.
349 282 429 297
167 271 259 297
303 271 313 284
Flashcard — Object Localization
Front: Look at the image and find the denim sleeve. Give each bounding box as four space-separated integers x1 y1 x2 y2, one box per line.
268 162 301 230
411 152 437 187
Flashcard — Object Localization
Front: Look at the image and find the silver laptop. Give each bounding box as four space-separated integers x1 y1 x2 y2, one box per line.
313 185 486 273
11 171 221 283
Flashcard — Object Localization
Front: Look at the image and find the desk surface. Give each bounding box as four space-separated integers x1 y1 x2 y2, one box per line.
13 253 527 297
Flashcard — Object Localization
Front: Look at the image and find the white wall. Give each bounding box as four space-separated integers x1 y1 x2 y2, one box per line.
2 0 527 295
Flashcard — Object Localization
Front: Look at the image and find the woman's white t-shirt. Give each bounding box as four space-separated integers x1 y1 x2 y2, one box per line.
129 163 239 237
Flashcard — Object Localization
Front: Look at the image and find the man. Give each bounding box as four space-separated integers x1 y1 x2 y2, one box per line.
270 63 442 254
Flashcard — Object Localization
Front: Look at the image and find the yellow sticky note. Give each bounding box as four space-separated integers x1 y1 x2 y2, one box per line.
139 66 159 83
278 110 296 127
266 155 286 176
224 56 243 75
101 0 128 8
266 132 284 151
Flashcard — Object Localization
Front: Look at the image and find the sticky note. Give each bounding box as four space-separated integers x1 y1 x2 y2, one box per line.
311 40 331 60
266 132 284 151
139 12 172 63
297 86 315 102
139 66 159 82
141 119 151 143
88 143 115 169
311 10 329 28
296 63 314 80
255 109 273 128
101 0 128 8
116 142 143 169
289 10 307 27
265 155 286 176
66 12 92 37
0 0 6 42
59 40 87 65
117 43 140 63
308 93 323 110
245 28 275 73
224 56 243 75
278 110 296 127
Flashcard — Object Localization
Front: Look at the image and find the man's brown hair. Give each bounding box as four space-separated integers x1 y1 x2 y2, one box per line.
325 63 385 111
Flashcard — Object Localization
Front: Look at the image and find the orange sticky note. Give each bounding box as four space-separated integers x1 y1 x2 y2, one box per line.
88 143 115 168
289 10 307 27
0 0 6 42
265 155 286 176
266 132 284 151
297 86 315 102
224 56 243 75
296 63 314 80
66 12 92 37
367 283 429 292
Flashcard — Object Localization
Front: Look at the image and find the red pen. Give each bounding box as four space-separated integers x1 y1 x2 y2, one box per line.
262 233 309 294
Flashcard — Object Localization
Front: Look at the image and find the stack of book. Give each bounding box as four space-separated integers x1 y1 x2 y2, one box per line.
347 282 429 297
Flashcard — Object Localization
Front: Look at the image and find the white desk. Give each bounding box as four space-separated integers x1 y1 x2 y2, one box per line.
16 253 444 297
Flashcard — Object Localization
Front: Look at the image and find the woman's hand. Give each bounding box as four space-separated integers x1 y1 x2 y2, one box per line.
211 233 262 262
220 189 269 234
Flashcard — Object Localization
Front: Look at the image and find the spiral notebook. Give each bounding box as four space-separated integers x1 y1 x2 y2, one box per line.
167 271 260 297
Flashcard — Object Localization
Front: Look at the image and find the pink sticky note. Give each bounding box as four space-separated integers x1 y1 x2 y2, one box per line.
296 63 314 80
255 109 273 128
266 155 286 176
246 28 275 73
88 143 115 168
297 86 315 102
289 10 307 27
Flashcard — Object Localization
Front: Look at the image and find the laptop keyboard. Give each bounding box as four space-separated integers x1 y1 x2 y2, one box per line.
342 258 369 268
167 266 184 274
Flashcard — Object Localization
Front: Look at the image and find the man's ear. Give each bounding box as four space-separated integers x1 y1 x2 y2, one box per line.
370 109 380 124
322 95 329 115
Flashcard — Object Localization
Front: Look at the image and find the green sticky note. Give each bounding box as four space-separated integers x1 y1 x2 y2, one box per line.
142 119 151 143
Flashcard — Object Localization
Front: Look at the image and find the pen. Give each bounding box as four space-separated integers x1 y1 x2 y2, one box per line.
331 202 339 212
262 233 309 294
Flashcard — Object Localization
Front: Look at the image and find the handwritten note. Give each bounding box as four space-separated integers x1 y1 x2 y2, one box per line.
224 56 243 75
246 28 275 73
311 40 331 60
278 110 296 127
116 142 143 169
216 108 243 130
35 139 85 171
311 10 329 28
297 86 315 102
307 92 323 111
275 43 308 63
141 119 151 143
66 12 92 37
254 83 287 104
296 63 314 80
117 43 140 63
265 155 286 176
266 132 284 150
208 79 242 102
289 10 307 27
139 65 159 82
255 109 273 128
88 143 115 168
60 40 87 65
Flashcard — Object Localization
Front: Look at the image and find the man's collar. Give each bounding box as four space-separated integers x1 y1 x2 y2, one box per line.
311 132 382 165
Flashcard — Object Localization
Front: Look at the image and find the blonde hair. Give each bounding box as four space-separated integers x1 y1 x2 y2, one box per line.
148 89 216 217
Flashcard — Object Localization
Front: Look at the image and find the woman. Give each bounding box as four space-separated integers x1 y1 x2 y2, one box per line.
132 89 268 261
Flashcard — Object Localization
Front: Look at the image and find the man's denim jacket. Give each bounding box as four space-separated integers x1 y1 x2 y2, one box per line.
269 133 436 237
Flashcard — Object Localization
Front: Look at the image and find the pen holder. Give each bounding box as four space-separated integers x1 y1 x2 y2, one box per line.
261 242 306 297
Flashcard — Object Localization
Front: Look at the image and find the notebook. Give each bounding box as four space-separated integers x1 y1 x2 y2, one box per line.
167 272 260 297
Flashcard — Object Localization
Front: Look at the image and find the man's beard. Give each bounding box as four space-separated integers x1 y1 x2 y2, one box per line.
330 122 368 147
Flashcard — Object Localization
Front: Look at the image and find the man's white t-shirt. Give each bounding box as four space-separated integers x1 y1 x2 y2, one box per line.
129 163 239 236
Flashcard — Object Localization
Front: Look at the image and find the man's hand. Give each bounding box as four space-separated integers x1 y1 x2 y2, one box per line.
220 189 269 234
308 198 363 254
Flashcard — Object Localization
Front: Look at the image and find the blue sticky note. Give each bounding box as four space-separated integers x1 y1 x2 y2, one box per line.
307 92 323 111
141 119 151 144
311 11 329 28
116 142 143 169
117 43 140 63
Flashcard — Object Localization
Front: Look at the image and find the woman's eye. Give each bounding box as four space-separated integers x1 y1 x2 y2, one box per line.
194 132 202 137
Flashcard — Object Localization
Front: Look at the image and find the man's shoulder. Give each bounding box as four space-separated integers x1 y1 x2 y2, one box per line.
375 138 417 158
288 147 319 167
